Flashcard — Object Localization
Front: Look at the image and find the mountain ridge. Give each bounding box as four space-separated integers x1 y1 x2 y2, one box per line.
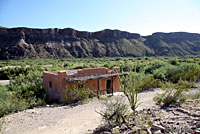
0 27 200 59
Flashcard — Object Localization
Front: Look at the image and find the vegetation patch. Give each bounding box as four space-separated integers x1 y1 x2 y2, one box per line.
63 85 90 104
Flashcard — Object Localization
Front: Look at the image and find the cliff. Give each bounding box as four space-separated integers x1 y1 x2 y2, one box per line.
0 27 200 59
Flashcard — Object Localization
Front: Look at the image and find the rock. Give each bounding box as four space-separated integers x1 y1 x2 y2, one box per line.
151 124 165 130
196 122 200 128
195 128 200 134
191 113 200 117
167 121 176 124
100 131 111 134
112 126 120 133
132 126 141 132
1 27 200 59
151 129 162 134
120 124 127 130
175 108 190 115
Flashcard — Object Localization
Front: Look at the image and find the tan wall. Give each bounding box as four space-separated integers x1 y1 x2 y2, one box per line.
43 67 121 101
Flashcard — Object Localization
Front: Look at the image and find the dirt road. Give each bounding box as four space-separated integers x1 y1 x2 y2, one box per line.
1 89 163 134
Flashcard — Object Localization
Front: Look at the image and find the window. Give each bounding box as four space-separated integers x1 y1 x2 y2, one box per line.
49 81 52 88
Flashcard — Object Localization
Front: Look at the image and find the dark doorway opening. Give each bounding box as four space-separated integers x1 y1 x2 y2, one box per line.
106 79 112 94
49 81 52 88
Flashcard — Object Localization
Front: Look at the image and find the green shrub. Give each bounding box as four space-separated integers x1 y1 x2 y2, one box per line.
145 61 169 74
0 67 32 80
153 80 191 107
120 64 132 72
0 85 28 117
153 65 177 81
63 85 90 104
153 63 200 83
9 71 46 107
139 77 163 90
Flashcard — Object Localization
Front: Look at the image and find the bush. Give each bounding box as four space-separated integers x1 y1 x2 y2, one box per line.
0 67 36 80
145 61 169 74
9 71 46 107
153 63 200 83
63 85 90 104
0 85 28 117
139 77 163 90
97 96 129 126
153 80 191 107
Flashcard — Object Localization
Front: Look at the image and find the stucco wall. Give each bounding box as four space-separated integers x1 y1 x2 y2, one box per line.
43 67 121 101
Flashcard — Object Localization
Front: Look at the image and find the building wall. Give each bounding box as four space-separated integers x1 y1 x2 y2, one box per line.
43 67 121 101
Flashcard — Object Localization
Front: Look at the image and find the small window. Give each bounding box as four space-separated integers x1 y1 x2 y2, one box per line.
49 81 52 88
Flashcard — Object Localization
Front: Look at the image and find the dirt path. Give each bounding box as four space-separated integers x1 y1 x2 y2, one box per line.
1 89 163 134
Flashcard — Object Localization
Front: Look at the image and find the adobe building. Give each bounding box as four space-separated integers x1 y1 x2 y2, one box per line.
43 67 127 101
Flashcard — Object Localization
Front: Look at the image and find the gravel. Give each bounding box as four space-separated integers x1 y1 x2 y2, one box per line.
0 89 163 134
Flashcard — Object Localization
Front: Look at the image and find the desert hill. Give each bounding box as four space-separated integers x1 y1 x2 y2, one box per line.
0 27 200 59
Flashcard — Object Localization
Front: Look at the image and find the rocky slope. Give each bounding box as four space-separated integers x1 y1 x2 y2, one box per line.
0 27 200 59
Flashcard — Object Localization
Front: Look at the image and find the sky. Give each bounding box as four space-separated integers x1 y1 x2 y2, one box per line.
0 0 200 35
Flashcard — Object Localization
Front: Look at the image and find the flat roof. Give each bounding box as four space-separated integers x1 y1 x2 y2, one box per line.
64 73 128 82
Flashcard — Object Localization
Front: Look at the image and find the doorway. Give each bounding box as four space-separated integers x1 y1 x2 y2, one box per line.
106 79 112 94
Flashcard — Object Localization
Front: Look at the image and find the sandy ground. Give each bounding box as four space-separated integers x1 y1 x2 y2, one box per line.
1 89 163 134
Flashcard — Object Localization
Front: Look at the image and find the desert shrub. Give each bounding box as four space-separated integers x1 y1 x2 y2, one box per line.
9 71 46 107
63 85 90 104
145 61 169 74
179 63 200 81
153 65 178 82
169 59 178 65
131 113 152 133
0 85 28 117
97 97 129 126
153 80 191 107
0 67 36 80
120 64 132 72
122 73 163 91
73 64 90 69
104 63 114 69
153 63 200 83
139 76 163 90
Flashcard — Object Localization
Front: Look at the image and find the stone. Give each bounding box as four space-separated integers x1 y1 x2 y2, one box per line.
112 126 120 134
152 129 162 134
100 131 111 134
151 124 165 130
196 122 200 128
175 108 190 115
120 124 127 130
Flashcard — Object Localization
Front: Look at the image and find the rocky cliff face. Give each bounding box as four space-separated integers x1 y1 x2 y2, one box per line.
0 27 200 59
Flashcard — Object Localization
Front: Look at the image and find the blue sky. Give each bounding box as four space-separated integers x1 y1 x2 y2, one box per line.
0 0 200 35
